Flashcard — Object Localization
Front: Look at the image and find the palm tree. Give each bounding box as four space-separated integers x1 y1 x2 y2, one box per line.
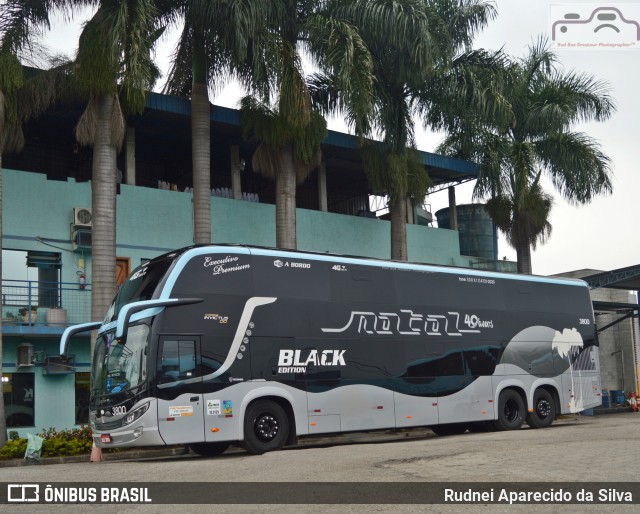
238 0 374 250
0 0 79 448
161 0 273 245
73 0 161 344
438 39 614 273
72 1 160 462
314 0 497 261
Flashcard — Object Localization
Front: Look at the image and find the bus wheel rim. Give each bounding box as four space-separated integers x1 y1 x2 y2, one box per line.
504 399 519 422
256 414 279 441
536 399 551 418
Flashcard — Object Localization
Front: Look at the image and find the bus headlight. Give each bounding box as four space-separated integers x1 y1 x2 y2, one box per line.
122 403 150 427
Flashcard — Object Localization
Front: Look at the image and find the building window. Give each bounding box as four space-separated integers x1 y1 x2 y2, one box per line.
75 372 90 424
2 249 62 308
2 373 35 427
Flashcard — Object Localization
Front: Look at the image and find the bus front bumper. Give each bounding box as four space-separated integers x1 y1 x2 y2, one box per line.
91 402 164 448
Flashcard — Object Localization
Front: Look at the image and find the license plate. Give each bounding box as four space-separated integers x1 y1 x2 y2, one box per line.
100 434 112 443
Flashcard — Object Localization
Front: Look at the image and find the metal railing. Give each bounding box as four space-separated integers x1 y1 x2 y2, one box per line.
2 279 92 327
368 195 433 217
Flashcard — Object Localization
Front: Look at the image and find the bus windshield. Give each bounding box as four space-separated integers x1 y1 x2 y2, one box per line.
103 255 175 323
92 324 150 397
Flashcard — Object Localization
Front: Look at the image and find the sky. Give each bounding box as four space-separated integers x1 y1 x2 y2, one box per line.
41 0 640 277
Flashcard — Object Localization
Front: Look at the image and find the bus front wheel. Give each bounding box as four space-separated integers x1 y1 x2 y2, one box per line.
526 388 555 429
494 389 525 431
242 399 289 455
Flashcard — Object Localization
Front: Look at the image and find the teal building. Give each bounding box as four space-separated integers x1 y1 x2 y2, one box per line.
1 92 487 436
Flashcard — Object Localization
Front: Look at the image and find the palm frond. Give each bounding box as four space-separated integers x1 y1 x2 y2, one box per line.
304 14 373 132
251 143 280 182
0 90 4 139
405 146 432 202
333 0 431 55
1 52 74 153
425 0 497 52
0 0 54 54
521 36 557 84
0 51 23 128
16 56 74 121
74 9 119 96
361 142 430 201
163 23 193 96
276 38 311 128
1 85 26 153
437 36 613 269
117 0 162 114
486 186 553 251
421 48 513 134
241 95 327 182
74 0 161 115
535 131 612 204
76 93 125 150
75 95 99 147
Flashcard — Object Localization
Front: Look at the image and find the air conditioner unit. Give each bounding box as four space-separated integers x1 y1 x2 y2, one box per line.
73 207 92 228
72 228 92 251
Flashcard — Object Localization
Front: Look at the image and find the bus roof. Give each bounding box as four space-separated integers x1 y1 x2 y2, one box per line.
158 244 588 289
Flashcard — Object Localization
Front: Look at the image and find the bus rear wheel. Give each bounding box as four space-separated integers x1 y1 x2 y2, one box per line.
189 442 230 457
494 389 525 431
242 399 289 455
526 388 555 429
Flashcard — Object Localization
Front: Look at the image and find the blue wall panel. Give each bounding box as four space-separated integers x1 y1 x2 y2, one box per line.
2 168 469 433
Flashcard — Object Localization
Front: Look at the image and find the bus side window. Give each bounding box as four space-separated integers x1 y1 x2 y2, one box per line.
464 347 501 377
158 340 197 383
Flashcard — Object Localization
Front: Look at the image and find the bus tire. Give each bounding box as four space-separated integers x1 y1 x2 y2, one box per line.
430 423 468 436
242 399 289 455
526 388 555 429
494 389 525 431
189 442 230 457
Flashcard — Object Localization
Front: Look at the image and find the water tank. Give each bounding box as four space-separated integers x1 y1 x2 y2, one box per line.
435 204 497 260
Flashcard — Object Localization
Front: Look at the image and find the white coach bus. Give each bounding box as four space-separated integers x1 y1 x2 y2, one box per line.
60 245 601 456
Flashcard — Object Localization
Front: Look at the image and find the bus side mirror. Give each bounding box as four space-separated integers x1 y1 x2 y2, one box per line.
116 298 203 343
60 321 103 356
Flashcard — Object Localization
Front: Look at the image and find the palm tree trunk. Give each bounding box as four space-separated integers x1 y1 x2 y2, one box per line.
516 238 533 274
191 44 211 245
390 195 408 261
275 144 297 249
91 94 118 357
0 158 6 447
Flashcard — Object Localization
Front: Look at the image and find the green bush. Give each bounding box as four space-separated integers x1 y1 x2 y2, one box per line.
40 426 93 457
0 438 28 459
0 426 94 459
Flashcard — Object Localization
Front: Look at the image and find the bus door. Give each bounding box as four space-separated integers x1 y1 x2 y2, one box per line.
156 336 205 444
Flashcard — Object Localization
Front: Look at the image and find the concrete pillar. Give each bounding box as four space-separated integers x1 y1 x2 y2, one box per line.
125 126 136 186
406 198 414 224
231 145 242 200
448 186 458 231
318 162 328 212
